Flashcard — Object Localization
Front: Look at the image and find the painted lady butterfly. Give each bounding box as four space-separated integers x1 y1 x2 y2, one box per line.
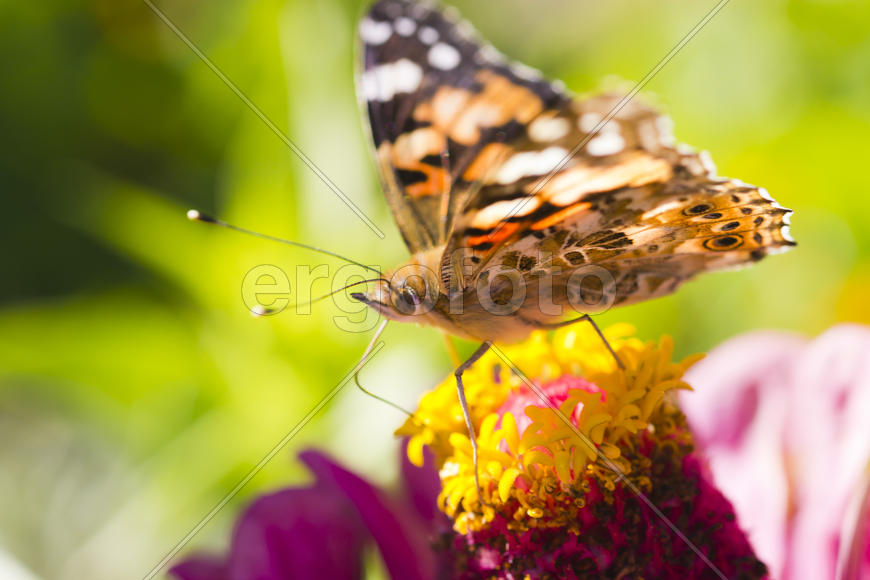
351 0 794 481
352 0 794 347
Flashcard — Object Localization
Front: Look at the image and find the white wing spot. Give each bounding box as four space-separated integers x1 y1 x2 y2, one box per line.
587 131 625 156
359 18 392 45
781 224 794 242
579 112 603 133
409 2 429 19
428 42 462 70
677 143 697 155
477 44 505 63
656 115 676 146
495 146 569 185
472 198 541 228
637 121 659 151
419 26 439 45
443 6 461 22
698 150 717 174
362 59 424 102
511 62 543 81
455 20 477 41
394 17 416 36
641 200 683 220
528 116 571 143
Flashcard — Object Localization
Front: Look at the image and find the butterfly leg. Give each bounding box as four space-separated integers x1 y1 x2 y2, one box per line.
353 320 415 418
455 341 492 504
541 315 624 370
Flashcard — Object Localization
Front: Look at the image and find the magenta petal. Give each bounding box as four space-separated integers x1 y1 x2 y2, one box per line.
225 487 365 580
301 451 435 580
170 556 229 580
400 440 441 525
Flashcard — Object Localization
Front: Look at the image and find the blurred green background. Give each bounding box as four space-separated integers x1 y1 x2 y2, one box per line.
1 0 868 577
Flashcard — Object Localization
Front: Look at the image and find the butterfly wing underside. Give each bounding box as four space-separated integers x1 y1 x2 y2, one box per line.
438 90 795 317
358 0 570 253
359 0 794 325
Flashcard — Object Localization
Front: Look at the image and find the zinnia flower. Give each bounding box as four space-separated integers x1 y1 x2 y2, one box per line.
681 324 870 580
175 324 838 579
170 449 444 580
397 324 767 578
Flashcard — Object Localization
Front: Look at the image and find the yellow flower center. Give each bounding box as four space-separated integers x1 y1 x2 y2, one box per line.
396 324 702 534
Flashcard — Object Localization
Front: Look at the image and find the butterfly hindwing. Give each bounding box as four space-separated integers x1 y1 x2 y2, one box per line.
440 86 795 310
480 178 794 325
440 93 710 285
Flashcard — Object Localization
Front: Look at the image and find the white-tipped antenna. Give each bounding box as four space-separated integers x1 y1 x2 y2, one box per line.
250 304 274 317
187 209 382 276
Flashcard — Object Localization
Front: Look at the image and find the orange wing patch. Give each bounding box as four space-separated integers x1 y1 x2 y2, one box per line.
539 152 672 207
531 201 592 230
378 128 449 198
414 71 545 146
463 142 513 182
467 222 520 249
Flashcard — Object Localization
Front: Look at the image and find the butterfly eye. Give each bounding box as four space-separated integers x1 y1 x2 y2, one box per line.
395 285 422 313
401 286 420 305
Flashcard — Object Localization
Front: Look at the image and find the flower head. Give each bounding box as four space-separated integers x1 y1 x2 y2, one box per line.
398 324 766 578
172 325 785 580
399 325 697 532
682 324 870 580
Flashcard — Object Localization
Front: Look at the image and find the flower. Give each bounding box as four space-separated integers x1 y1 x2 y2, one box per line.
170 449 444 580
398 324 767 578
681 324 870 580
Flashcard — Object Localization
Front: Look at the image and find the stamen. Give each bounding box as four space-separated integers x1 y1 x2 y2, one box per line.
396 325 702 534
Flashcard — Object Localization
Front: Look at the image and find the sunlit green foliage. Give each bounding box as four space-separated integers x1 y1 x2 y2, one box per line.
1 0 868 577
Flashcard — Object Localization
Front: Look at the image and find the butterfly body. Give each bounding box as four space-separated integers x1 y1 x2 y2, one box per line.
354 0 795 341
355 246 572 343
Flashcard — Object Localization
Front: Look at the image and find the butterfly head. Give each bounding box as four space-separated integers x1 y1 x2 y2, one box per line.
351 261 443 323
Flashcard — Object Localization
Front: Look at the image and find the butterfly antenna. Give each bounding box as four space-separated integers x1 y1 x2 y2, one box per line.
187 209 382 276
353 320 418 420
295 278 388 310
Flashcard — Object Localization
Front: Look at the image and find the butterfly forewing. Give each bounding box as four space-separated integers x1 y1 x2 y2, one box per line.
359 0 570 253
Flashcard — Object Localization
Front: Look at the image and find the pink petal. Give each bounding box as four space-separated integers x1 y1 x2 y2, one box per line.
681 330 805 577
683 325 870 579
784 325 870 579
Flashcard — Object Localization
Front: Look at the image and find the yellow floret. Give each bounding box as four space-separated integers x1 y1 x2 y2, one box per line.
397 324 702 533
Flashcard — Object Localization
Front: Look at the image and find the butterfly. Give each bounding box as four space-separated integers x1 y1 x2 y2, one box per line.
348 0 794 490
183 0 795 504
352 0 794 345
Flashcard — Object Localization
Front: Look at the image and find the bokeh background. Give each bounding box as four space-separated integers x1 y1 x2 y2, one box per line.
1 0 868 577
